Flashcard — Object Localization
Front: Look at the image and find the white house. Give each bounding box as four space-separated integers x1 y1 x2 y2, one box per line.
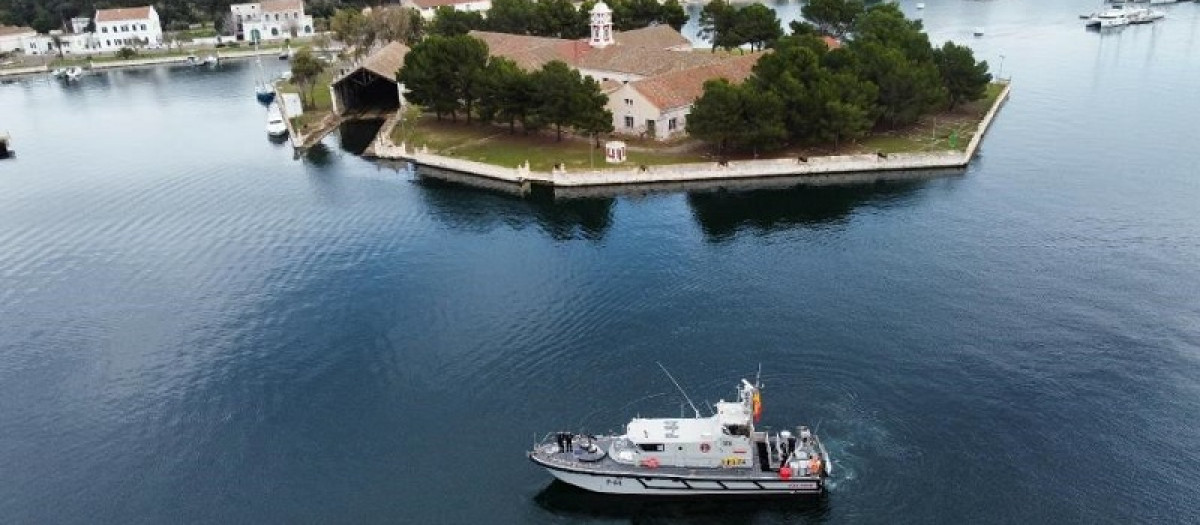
0 25 37 54
401 0 492 20
94 6 163 51
231 0 314 43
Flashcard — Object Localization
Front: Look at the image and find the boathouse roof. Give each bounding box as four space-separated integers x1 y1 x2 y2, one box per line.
359 42 411 80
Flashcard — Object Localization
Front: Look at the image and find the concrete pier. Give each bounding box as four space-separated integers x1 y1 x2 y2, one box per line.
371 82 1011 193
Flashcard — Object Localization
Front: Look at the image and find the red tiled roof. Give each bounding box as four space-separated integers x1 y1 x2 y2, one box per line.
261 0 303 13
630 53 761 110
822 36 841 50
578 46 729 78
613 25 691 50
469 31 590 71
94 6 154 22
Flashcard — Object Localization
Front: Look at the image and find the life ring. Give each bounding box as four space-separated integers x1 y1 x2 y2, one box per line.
700 443 711 453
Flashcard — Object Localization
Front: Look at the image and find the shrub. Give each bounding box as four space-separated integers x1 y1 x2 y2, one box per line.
116 47 137 59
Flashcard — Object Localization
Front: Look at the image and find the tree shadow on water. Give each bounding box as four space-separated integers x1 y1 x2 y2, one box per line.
533 481 832 524
687 180 928 242
416 176 614 241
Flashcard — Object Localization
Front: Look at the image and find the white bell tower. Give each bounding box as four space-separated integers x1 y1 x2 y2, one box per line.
590 2 614 48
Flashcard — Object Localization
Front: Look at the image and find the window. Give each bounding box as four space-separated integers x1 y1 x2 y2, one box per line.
105 39 111 46
624 98 632 106
141 24 147 30
668 118 677 131
637 443 665 452
624 116 634 128
274 13 280 21
102 26 108 33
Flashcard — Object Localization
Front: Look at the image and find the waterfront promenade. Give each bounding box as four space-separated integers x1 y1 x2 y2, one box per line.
369 81 1011 191
0 47 288 78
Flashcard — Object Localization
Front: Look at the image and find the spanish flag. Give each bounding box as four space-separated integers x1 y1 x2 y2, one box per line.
752 391 762 422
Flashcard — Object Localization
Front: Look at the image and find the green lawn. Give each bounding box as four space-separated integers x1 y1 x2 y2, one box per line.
393 116 706 172
387 82 1008 169
278 70 333 112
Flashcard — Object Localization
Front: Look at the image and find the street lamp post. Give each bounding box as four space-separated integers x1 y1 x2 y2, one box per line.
998 54 1006 80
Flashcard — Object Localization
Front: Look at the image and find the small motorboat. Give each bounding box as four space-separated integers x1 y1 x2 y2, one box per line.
278 47 291 60
203 55 219 66
529 369 831 496
266 106 288 137
50 68 67 78
186 55 199 65
1128 8 1165 23
916 2 925 8
63 67 84 81
973 26 985 36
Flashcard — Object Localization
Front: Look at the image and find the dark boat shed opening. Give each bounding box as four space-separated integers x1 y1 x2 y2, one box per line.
331 42 410 115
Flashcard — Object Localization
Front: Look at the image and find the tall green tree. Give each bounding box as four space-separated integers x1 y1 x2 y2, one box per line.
660 0 689 31
533 0 580 38
933 41 991 109
399 35 487 121
735 4 782 51
698 0 739 52
571 76 614 145
688 79 786 156
428 6 485 37
531 60 582 141
477 56 534 132
486 0 536 34
290 47 326 109
801 0 864 38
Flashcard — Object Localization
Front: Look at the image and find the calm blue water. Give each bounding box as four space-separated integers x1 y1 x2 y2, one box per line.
3 1 1200 523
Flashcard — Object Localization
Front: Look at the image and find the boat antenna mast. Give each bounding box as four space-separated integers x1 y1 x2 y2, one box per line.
755 363 762 390
656 362 701 418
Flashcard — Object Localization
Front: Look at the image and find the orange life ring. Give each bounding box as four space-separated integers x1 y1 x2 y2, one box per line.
700 443 711 453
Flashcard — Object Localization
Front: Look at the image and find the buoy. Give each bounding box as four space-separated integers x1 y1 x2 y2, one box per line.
916 2 925 8
779 466 792 480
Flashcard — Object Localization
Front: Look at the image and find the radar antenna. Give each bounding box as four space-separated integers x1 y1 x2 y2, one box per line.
656 362 701 418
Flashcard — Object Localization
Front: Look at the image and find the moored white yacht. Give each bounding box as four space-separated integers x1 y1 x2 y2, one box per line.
1086 4 1135 28
266 106 288 137
529 375 831 496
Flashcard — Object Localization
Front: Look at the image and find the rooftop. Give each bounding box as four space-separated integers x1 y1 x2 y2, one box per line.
0 25 37 37
360 42 411 80
630 53 761 110
260 0 304 13
94 6 154 23
612 25 690 50
468 31 588 71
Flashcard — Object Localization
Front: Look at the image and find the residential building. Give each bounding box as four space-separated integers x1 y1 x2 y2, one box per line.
231 0 315 42
94 6 163 51
0 25 37 54
401 0 493 20
468 2 758 140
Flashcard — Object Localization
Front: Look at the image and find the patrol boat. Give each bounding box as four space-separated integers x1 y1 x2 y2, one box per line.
528 373 831 496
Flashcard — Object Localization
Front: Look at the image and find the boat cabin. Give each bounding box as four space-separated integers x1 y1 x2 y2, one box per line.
616 382 759 469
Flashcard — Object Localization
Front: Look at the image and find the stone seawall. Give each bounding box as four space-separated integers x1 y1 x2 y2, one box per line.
373 82 1012 191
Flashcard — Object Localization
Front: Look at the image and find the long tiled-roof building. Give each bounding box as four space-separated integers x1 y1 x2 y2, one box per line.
469 1 762 141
